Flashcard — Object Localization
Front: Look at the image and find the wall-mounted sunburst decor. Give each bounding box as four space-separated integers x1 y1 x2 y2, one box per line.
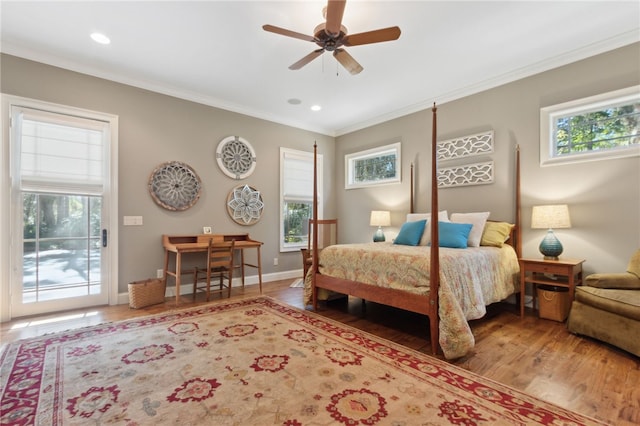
226 184 264 225
216 136 257 180
148 161 202 211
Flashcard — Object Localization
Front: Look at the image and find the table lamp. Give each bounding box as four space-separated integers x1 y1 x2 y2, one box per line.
370 210 391 242
531 204 571 260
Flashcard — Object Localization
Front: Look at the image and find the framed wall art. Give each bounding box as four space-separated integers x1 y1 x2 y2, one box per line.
226 184 264 225
148 161 202 211
437 131 494 161
437 161 494 188
216 136 257 180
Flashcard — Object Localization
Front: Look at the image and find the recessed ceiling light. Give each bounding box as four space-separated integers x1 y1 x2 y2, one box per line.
90 32 111 45
310 105 322 111
287 98 302 105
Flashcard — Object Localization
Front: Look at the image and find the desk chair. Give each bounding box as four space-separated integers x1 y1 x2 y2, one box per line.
193 240 235 301
301 219 338 278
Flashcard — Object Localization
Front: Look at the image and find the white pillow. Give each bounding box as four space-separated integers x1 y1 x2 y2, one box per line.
406 211 449 246
450 212 490 247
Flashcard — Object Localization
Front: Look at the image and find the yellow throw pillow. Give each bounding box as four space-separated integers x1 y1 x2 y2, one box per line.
480 222 514 247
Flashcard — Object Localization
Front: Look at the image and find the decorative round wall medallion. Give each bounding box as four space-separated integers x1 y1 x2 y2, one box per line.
148 161 202 211
226 185 264 225
216 136 256 180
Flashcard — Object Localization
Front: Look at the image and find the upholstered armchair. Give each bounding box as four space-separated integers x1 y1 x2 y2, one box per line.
567 249 640 357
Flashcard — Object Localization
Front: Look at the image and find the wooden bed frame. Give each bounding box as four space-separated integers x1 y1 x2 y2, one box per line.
310 104 522 355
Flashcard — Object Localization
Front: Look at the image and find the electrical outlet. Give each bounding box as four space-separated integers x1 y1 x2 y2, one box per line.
273 258 278 266
156 269 164 278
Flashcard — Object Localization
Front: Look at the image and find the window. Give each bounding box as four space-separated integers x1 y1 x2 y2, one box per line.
540 86 640 166
345 142 401 189
279 148 323 252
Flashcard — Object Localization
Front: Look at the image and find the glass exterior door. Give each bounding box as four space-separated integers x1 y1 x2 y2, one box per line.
21 193 104 304
5 98 116 318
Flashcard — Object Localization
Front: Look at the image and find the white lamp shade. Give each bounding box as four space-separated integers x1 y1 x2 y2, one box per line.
531 205 571 229
370 210 391 227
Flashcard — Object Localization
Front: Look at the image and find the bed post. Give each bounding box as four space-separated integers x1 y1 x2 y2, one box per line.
410 162 414 214
429 103 440 355
515 145 522 258
312 143 319 310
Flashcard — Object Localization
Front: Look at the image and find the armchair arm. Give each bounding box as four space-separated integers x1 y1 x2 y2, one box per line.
627 249 640 278
585 272 640 290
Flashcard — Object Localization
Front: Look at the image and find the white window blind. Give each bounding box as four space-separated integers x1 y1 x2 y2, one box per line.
282 150 314 201
15 107 107 194
279 147 323 252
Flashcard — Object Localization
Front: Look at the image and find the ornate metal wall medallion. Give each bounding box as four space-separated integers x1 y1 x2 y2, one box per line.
216 136 257 180
148 161 202 211
226 185 264 225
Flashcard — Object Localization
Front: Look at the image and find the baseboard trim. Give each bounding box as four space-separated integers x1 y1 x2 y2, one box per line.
117 269 304 305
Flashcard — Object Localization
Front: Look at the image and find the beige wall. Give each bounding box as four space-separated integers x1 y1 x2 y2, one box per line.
1 42 638 305
1 54 335 298
335 42 640 275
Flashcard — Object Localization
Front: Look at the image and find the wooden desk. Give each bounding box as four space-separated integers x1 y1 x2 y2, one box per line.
162 233 263 304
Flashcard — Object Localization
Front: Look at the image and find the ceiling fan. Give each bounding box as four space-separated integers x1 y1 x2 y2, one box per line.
263 0 401 75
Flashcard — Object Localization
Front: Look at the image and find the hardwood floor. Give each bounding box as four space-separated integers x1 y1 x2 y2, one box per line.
1 279 638 425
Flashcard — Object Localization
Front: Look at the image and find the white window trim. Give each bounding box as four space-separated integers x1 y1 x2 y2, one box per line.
540 85 640 167
279 147 323 253
345 142 401 189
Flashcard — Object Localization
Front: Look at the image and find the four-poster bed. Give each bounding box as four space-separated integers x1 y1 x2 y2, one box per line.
307 104 522 359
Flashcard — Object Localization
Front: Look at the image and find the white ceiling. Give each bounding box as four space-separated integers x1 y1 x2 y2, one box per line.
1 1 639 136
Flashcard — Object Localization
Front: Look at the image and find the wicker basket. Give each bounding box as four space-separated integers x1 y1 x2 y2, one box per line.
128 278 166 308
537 284 570 322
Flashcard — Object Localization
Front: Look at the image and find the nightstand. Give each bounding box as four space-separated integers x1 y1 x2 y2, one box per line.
519 258 585 318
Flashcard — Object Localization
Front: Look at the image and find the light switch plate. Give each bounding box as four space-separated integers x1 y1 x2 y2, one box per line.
123 216 143 226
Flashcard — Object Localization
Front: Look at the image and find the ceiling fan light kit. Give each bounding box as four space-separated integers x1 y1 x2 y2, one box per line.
263 0 400 75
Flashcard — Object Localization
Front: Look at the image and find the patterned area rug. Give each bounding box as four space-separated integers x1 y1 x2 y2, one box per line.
0 296 607 425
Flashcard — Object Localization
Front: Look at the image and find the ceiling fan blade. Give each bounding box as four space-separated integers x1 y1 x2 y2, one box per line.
289 49 325 70
333 48 363 75
342 26 401 47
263 24 315 42
325 0 346 36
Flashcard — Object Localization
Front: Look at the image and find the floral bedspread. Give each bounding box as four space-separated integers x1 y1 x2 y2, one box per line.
304 242 520 359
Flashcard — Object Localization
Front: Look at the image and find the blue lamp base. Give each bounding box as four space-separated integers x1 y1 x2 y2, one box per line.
373 227 385 242
539 229 563 260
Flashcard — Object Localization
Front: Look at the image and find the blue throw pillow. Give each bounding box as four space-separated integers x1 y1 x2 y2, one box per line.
394 220 426 246
438 221 472 248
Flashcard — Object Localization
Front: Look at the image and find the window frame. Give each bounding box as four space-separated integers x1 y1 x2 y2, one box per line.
345 142 401 189
540 85 640 166
279 147 323 253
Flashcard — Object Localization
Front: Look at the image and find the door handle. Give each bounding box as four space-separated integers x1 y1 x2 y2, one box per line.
102 229 108 247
